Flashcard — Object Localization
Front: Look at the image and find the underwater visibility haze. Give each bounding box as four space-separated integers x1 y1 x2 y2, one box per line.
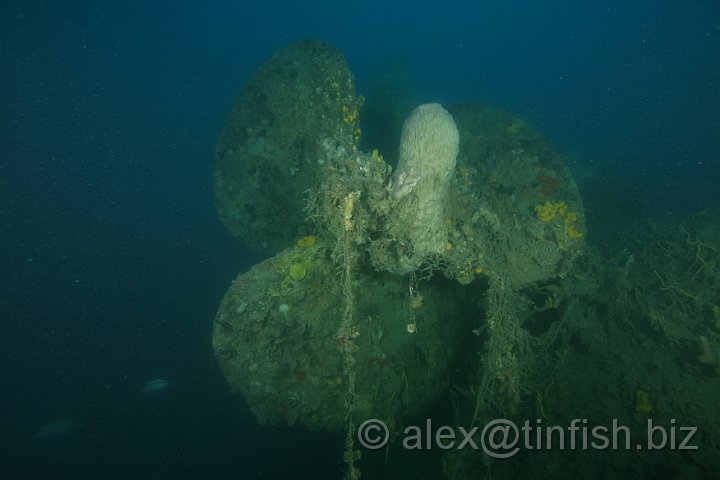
2 1 720 479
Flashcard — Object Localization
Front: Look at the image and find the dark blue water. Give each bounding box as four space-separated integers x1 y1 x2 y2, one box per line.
2 1 719 478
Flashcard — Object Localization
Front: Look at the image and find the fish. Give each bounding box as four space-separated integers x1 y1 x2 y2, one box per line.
140 378 171 393
33 419 80 441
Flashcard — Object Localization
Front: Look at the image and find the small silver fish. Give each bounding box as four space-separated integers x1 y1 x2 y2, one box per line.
140 378 171 393
33 419 80 440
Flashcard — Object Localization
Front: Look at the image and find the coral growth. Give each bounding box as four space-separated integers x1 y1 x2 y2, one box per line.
534 200 584 239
